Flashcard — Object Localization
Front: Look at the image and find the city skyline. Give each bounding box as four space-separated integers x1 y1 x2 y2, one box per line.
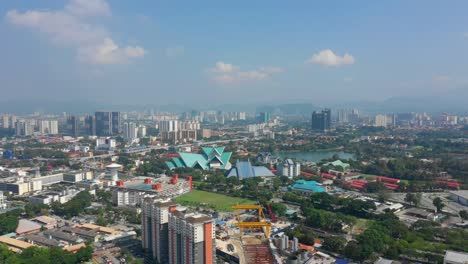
1 0 468 106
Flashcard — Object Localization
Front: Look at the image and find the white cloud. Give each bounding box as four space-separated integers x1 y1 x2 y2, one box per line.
5 0 145 65
66 0 111 17
306 49 355 67
165 46 185 58
208 62 283 83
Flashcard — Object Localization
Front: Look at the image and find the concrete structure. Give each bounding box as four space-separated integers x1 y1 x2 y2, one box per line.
96 137 116 150
0 191 6 209
0 170 92 195
142 200 215 264
28 188 81 205
375 114 389 127
311 109 331 132
142 198 176 263
444 250 468 264
449 190 468 206
123 122 138 141
226 161 275 180
106 163 122 182
168 206 215 264
39 120 59 135
111 175 191 206
277 159 301 178
95 111 121 136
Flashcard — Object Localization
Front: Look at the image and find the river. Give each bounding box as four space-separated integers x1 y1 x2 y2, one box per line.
274 150 355 162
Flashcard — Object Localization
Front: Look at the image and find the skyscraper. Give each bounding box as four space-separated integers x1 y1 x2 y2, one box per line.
84 115 96 136
142 199 216 264
259 112 271 123
311 109 331 132
95 111 121 136
142 199 176 264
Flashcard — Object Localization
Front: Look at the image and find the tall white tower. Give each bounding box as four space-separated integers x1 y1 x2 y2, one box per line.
106 163 122 182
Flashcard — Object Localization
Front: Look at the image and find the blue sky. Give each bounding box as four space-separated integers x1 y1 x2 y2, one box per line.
1 0 467 105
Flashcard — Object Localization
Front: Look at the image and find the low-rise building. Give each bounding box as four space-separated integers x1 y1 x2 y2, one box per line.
444 250 468 264
449 190 468 206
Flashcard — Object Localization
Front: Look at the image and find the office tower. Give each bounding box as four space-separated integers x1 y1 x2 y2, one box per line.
95 111 112 136
67 116 79 137
259 112 271 123
111 112 122 134
142 199 177 264
84 115 96 136
237 112 246 120
374 114 388 127
311 109 331 132
168 207 215 264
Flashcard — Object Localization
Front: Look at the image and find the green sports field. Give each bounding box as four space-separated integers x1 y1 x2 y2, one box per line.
175 190 256 212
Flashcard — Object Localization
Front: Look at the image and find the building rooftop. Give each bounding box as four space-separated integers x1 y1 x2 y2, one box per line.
450 190 468 199
16 219 42 235
444 250 468 264
290 180 326 193
226 161 275 179
0 236 34 251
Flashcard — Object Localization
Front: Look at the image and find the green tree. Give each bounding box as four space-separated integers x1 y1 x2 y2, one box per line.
459 210 468 221
432 197 445 213
322 236 347 253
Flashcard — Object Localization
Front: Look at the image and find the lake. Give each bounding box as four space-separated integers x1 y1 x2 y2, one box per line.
274 150 355 162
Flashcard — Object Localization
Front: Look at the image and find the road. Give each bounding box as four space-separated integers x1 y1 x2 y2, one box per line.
71 137 249 162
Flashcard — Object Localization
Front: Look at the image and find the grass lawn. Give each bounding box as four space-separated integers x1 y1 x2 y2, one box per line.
350 218 371 235
175 190 256 212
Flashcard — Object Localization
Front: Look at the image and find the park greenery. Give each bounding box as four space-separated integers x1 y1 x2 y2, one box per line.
0 243 93 264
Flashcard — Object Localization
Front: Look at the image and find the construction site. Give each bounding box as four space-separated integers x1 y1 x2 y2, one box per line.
213 204 296 264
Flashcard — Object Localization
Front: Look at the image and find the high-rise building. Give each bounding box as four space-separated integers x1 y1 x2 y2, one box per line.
67 116 79 137
111 112 122 135
311 109 331 132
374 114 388 127
95 111 121 136
159 120 179 132
2 115 9 129
142 199 216 264
168 207 215 264
123 122 138 140
142 199 176 264
84 115 96 136
137 125 147 138
259 112 271 123
15 120 34 136
39 120 58 135
95 111 112 136
277 159 301 179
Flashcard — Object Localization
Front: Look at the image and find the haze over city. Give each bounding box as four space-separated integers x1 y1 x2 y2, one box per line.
1 1 468 264
1 0 468 109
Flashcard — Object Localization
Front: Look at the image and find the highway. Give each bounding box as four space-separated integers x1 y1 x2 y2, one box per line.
72 137 249 163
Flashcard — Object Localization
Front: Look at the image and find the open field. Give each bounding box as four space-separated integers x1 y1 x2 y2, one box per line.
175 190 256 212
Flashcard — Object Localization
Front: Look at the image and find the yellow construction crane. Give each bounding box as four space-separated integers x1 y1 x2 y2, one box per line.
231 205 271 238
234 222 272 237
231 205 265 219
